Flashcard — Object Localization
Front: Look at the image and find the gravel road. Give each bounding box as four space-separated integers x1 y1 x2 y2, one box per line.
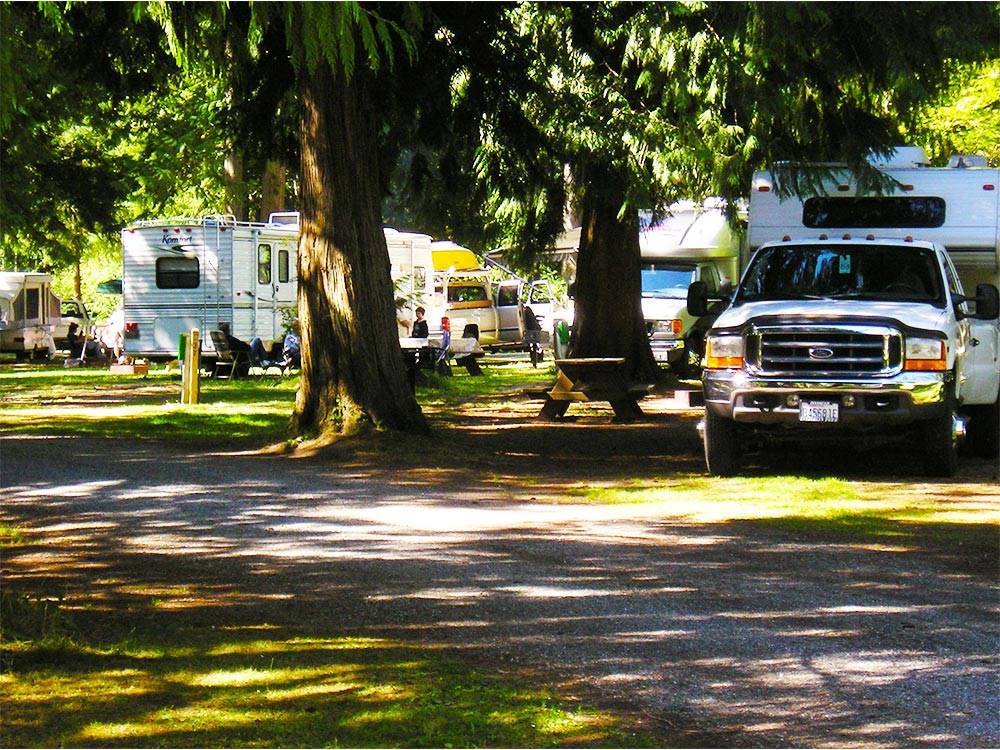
2 430 998 748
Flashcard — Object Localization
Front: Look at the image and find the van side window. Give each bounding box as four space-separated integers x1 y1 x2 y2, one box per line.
278 248 290 283
156 257 200 289
258 245 272 285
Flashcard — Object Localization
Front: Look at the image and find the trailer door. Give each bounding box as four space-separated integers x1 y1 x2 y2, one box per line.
255 242 277 341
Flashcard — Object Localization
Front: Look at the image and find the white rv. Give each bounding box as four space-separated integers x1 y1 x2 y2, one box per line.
121 213 300 358
0 272 59 359
639 200 742 375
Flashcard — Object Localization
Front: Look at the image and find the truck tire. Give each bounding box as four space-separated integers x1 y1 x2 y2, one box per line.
704 409 741 476
921 393 959 477
966 399 999 460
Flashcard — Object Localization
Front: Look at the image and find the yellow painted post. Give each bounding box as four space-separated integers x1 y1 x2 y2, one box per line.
189 328 201 404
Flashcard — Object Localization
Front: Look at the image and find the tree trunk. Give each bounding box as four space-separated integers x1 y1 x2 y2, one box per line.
74 253 82 300
259 159 287 221
570 162 660 383
294 59 428 436
224 150 246 220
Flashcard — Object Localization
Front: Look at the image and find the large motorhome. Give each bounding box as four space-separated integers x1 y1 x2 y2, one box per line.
639 200 742 374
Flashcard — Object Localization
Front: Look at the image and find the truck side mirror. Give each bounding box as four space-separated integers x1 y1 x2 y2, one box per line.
974 283 999 320
687 281 709 317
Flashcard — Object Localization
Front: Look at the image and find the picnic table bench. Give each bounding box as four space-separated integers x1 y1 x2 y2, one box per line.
538 357 653 422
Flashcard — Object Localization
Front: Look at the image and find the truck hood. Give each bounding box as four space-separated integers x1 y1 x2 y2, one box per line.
713 299 950 332
641 296 687 320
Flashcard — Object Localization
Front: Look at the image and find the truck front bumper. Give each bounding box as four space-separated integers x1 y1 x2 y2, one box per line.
703 369 949 425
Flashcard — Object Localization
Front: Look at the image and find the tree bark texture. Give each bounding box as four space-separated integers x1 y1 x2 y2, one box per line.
570 163 660 383
224 150 246 220
259 159 287 222
294 60 428 436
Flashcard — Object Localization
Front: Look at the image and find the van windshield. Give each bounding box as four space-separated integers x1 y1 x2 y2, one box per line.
738 244 944 306
641 264 696 299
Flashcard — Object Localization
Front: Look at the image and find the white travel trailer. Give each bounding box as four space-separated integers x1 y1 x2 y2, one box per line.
121 213 300 357
748 147 999 292
0 272 60 359
639 200 742 374
387 227 435 328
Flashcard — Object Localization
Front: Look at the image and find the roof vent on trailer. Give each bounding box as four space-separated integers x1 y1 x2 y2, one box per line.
868 146 930 169
948 154 989 169
268 211 300 228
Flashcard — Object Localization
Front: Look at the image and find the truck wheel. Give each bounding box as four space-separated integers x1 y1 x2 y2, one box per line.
921 396 959 477
967 399 999 460
704 409 741 476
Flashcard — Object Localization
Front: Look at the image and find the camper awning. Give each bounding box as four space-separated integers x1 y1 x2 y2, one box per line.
430 241 480 272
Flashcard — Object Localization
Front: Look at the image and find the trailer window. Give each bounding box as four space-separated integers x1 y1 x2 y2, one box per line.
277 248 289 283
156 257 200 289
24 288 40 320
448 285 488 303
258 245 272 285
496 284 519 307
803 197 946 228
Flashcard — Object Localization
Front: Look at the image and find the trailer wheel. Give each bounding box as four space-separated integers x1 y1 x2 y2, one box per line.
966 398 999 460
704 409 741 476
921 391 959 477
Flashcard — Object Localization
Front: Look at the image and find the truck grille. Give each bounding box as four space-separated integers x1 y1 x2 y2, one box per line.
748 326 902 377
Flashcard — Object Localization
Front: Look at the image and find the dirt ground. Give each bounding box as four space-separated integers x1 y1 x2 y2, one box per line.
2 385 998 748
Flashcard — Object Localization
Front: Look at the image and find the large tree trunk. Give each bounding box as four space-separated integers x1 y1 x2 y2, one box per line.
259 159 287 221
224 150 246 220
294 59 428 436
570 162 660 383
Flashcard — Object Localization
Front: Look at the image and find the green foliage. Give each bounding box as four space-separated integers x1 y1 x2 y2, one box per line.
911 60 1000 166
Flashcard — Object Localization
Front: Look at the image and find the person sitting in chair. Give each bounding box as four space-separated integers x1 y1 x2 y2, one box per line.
279 320 301 369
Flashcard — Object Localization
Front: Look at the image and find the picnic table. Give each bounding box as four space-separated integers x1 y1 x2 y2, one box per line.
538 357 652 422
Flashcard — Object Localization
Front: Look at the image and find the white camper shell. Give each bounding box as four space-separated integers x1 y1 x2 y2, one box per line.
749 147 1000 292
121 214 299 358
0 272 60 358
639 200 742 371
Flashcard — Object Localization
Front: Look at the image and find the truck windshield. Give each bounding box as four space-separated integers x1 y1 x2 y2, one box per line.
641 264 696 299
738 244 944 306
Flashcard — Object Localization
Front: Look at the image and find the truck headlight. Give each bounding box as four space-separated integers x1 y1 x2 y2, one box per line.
705 334 744 369
905 337 947 371
652 319 683 336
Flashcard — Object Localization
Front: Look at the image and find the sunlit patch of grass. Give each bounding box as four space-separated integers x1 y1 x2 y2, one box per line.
1 593 654 748
0 524 31 547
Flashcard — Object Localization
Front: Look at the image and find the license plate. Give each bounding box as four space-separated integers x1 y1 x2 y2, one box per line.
799 400 839 422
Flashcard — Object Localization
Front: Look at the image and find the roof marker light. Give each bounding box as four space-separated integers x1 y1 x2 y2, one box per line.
842 233 851 240
901 184 914 191
866 234 875 240
837 185 850 192
985 184 996 191
904 235 914 242
818 233 828 240
757 185 771 192
782 235 791 242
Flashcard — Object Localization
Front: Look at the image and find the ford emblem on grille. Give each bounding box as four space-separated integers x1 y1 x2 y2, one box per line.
808 347 835 359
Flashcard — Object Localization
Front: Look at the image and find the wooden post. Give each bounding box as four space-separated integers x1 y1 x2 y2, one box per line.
180 329 201 404
189 328 201 404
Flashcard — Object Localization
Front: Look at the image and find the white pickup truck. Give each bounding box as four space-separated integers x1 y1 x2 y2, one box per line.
691 237 998 476
691 149 1000 476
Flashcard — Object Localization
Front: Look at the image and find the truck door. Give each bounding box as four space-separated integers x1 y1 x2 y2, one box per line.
496 280 523 342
